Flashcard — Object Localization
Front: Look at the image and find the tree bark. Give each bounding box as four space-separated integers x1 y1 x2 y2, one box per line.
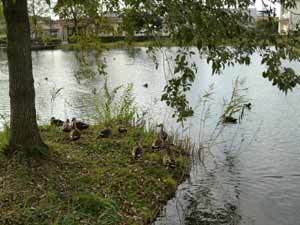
2 0 47 155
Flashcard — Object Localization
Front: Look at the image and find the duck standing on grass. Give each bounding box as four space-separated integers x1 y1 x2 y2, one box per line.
158 124 168 142
132 140 143 160
50 117 64 127
71 118 89 130
70 118 81 141
118 127 128 134
152 134 164 150
98 127 112 138
62 119 72 132
163 146 176 168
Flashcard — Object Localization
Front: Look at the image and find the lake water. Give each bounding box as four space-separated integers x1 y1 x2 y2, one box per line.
1 48 300 225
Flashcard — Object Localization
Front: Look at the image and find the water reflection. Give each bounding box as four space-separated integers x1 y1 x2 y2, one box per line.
0 48 300 225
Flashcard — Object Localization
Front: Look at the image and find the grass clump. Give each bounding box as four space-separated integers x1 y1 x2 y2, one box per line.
93 76 137 127
0 114 9 151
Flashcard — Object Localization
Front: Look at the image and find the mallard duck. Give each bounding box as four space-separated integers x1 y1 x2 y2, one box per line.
132 140 143 160
152 134 164 150
244 102 252 110
118 127 128 133
50 117 64 127
162 154 176 168
158 124 168 142
71 118 89 130
223 116 237 124
70 119 81 141
98 127 112 138
62 119 72 132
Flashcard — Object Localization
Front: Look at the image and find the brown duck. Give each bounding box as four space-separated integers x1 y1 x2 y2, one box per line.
70 119 81 141
158 124 168 142
62 119 72 132
132 140 143 160
71 118 89 130
50 117 64 127
152 134 164 150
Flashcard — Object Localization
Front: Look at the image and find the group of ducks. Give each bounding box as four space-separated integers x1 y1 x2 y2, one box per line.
50 117 89 141
50 117 171 161
132 124 169 160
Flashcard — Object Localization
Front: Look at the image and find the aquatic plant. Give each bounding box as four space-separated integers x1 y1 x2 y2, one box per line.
221 77 249 124
93 76 137 127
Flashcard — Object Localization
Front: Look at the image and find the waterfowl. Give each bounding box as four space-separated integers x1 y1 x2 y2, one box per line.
143 83 148 88
132 140 143 160
162 154 176 168
71 118 89 130
62 119 72 132
152 134 164 150
98 127 112 138
223 116 238 124
118 127 128 134
244 102 252 110
50 117 64 127
70 119 81 141
158 124 168 142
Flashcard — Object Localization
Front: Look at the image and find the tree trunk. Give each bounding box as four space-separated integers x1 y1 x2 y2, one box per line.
2 0 47 155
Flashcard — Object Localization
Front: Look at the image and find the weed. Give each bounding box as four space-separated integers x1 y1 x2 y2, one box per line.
93 76 137 127
0 113 9 151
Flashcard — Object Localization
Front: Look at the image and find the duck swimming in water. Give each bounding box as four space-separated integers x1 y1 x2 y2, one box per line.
62 119 72 132
70 119 81 141
50 117 64 127
132 140 143 160
223 116 238 124
244 102 252 110
71 118 89 130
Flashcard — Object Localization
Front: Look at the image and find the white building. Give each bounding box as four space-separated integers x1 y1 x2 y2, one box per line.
278 1 300 33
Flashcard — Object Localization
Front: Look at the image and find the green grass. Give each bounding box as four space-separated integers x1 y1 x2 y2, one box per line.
0 125 190 225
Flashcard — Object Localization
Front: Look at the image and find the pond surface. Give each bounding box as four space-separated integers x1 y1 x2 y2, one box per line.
1 48 300 225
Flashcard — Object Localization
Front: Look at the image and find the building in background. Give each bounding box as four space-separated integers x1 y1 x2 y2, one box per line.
278 1 300 33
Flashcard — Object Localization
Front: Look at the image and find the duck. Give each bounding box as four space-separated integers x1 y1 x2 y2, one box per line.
223 116 238 124
50 117 64 127
132 140 143 160
70 119 81 141
98 127 112 138
62 119 72 132
158 124 168 142
152 134 164 150
244 102 252 110
143 83 148 88
71 118 89 130
118 127 128 134
162 153 176 168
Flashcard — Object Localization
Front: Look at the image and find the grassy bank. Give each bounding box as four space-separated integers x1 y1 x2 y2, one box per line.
0 124 190 225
